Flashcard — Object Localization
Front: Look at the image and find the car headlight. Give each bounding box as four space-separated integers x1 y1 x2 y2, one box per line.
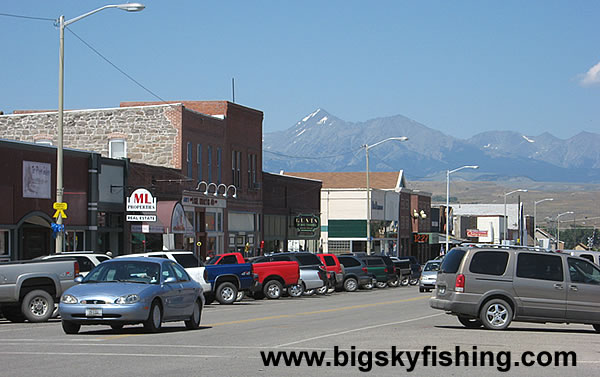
61 294 78 304
115 294 140 304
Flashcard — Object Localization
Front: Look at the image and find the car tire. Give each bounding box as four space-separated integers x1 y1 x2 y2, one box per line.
480 298 513 330
344 278 358 292
1 305 26 323
61 320 81 334
110 324 124 331
593 324 600 333
236 291 245 302
143 300 162 333
263 280 283 299
409 278 419 286
388 277 400 287
304 289 315 296
203 293 215 305
362 280 374 290
400 277 409 286
316 284 329 295
288 283 304 297
216 282 238 305
375 282 387 289
21 290 54 323
185 299 202 330
458 316 483 329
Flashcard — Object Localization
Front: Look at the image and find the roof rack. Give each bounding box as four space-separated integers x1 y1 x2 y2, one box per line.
459 243 552 252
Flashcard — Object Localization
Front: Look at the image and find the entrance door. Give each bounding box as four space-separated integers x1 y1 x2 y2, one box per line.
22 227 50 260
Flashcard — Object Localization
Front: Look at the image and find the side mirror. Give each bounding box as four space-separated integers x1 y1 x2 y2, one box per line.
74 275 83 283
164 277 177 284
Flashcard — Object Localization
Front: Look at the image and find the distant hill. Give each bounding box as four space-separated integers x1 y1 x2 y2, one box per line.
263 109 600 183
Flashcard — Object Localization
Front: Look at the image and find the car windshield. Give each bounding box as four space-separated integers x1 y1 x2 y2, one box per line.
424 262 441 272
83 261 160 284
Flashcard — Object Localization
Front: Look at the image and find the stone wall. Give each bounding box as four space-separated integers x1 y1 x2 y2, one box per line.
0 104 182 169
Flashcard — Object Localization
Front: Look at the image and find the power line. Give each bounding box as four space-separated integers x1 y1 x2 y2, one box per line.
0 12 55 22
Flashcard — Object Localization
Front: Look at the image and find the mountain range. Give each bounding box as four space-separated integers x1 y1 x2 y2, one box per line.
263 109 600 183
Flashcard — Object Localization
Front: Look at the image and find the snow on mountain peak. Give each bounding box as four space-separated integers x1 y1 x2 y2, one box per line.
302 108 321 122
317 116 328 125
522 135 535 143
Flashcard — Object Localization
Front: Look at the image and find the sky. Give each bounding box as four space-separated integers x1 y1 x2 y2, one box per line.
1 0 599 139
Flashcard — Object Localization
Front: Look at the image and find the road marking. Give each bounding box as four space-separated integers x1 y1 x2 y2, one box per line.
204 295 429 327
275 312 444 348
0 351 226 358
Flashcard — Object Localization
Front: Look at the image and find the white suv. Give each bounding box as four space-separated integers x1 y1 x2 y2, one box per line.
39 252 111 276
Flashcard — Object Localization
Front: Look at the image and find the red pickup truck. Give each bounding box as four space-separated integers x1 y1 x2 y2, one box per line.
207 252 300 300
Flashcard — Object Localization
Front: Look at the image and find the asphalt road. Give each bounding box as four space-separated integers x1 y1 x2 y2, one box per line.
1 287 598 377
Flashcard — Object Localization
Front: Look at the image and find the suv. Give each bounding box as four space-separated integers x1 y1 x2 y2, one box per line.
337 255 376 291
390 257 412 286
317 253 345 291
398 255 421 285
346 254 393 288
39 252 111 276
430 245 600 332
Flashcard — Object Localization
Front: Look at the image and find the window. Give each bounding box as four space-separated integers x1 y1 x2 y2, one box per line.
218 255 238 264
579 254 594 263
295 254 322 266
323 255 336 266
207 146 213 182
516 253 563 281
171 263 190 281
171 253 201 268
338 256 361 268
186 142 193 179
469 251 509 276
1 229 10 256
232 150 242 188
206 212 216 232
272 255 292 262
161 262 176 279
65 231 84 252
440 249 466 274
568 258 600 285
366 258 384 266
328 240 351 253
197 144 203 181
217 147 222 184
109 139 127 159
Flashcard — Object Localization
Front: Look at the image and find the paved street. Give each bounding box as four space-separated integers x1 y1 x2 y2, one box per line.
1 287 598 376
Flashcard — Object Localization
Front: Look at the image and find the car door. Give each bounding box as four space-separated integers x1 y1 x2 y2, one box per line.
171 262 197 317
566 257 600 323
160 262 182 320
512 252 566 320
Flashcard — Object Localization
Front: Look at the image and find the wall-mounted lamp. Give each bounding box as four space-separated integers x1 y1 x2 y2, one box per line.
420 210 427 219
226 184 237 198
204 182 218 196
196 180 208 191
412 209 419 219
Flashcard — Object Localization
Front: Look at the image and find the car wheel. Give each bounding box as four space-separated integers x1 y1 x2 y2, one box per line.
409 278 419 286
458 315 483 329
480 299 512 330
400 277 409 286
1 305 26 323
263 280 283 299
21 290 54 322
236 291 245 302
375 281 387 289
143 300 162 333
110 324 124 331
288 283 304 297
362 280 374 290
203 293 215 305
185 299 202 330
316 285 328 295
388 277 400 287
593 324 600 333
304 289 315 296
61 320 81 334
216 282 238 305
344 278 358 292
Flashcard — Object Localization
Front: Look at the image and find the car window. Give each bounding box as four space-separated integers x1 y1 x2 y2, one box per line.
578 254 594 263
323 255 336 266
162 262 176 281
75 256 95 273
218 255 239 264
172 253 202 268
149 254 169 259
469 251 509 276
424 262 441 272
440 249 466 273
568 258 600 285
96 256 110 262
516 253 563 282
170 262 190 281
395 261 410 269
365 258 384 266
272 255 292 262
295 254 321 265
252 256 270 263
338 256 360 267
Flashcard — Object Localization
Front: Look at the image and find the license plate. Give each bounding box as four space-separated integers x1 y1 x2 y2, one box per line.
86 308 102 317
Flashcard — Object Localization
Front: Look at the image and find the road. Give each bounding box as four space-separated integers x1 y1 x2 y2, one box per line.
1 287 598 376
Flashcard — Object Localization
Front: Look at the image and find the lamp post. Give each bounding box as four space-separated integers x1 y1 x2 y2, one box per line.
363 137 409 255
445 165 479 254
503 189 527 243
533 198 554 245
557 211 574 249
54 3 145 253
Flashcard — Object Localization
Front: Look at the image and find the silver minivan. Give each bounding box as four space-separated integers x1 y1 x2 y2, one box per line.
430 245 600 331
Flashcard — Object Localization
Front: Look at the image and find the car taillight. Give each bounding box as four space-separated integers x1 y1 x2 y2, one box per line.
74 261 80 276
384 268 389 273
455 274 465 292
362 267 368 273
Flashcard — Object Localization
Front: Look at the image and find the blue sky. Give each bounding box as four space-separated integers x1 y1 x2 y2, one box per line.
1 1 599 139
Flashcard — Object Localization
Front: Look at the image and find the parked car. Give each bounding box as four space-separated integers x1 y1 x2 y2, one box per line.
38 252 111 276
430 244 600 331
419 260 441 292
347 255 393 288
390 257 412 286
317 253 345 291
59 257 204 334
377 255 399 287
253 252 327 296
398 255 421 285
559 249 600 265
0 258 79 323
337 255 376 291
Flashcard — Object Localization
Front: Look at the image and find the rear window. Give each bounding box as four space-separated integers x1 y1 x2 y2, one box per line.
579 254 594 263
365 258 384 266
96 256 110 262
395 261 410 269
172 253 202 268
440 249 466 274
469 251 509 276
272 255 292 262
338 256 360 268
323 255 337 266
516 253 563 282
295 254 322 266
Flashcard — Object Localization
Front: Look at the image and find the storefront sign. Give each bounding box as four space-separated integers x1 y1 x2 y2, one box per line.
467 229 488 237
23 161 51 199
127 188 156 211
126 215 156 222
182 194 226 208
294 214 319 236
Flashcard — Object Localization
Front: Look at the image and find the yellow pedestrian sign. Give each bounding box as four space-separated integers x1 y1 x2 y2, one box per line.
53 202 68 219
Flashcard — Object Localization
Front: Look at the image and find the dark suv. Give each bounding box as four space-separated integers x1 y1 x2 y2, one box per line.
337 255 376 291
376 255 399 287
398 255 421 284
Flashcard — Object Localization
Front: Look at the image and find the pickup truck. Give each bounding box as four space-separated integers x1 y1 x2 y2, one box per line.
203 262 256 305
208 252 300 300
0 259 79 322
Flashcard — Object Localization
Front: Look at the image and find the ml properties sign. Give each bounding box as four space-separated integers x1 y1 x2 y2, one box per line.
127 188 157 212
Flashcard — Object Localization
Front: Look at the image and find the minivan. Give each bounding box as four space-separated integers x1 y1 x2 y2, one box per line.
430 244 600 332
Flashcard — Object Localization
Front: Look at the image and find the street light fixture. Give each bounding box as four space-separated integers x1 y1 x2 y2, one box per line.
55 3 145 253
445 165 479 254
533 198 553 245
557 211 574 249
363 137 409 255
503 189 528 242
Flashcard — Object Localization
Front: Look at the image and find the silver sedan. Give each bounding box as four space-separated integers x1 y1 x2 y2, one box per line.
58 257 204 334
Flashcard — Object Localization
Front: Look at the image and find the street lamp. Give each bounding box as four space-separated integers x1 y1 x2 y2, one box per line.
445 165 479 254
557 211 574 249
503 189 528 243
363 137 409 255
54 3 145 253
533 198 554 245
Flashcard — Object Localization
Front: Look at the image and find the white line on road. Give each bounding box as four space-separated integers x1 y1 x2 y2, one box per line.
275 313 444 348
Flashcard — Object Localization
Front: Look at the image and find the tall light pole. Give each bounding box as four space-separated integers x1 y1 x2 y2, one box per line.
503 189 527 243
557 211 574 249
55 3 145 253
363 136 409 255
445 165 479 254
533 198 554 246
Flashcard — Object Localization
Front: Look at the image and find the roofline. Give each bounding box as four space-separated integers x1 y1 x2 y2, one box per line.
2 103 181 117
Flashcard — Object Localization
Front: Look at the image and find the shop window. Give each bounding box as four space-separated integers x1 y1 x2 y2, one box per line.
109 139 127 159
197 144 203 181
206 212 216 232
65 231 85 252
186 142 193 179
217 212 222 232
0 230 9 257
